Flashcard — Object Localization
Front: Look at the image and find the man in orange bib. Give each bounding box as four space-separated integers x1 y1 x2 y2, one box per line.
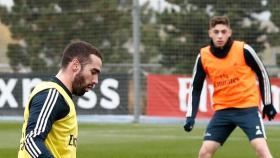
184 16 277 158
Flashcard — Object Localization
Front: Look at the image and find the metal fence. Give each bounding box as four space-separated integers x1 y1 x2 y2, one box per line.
0 0 280 121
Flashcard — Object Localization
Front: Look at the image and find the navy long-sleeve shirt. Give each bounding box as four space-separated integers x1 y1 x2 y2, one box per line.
24 77 71 158
186 39 272 118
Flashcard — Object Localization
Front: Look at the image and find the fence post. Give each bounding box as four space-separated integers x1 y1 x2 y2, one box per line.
132 0 141 123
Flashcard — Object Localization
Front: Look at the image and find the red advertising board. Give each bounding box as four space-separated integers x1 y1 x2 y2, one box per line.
147 74 280 121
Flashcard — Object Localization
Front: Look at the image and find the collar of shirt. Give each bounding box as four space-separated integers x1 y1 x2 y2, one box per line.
50 76 73 99
210 38 233 58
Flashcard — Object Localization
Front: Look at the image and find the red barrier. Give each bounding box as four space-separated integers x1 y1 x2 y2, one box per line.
147 74 280 121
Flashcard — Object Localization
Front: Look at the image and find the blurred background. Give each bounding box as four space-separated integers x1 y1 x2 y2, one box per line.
1 1 280 157
0 0 280 122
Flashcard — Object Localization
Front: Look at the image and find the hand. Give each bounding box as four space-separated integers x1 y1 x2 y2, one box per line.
262 104 277 121
183 117 195 132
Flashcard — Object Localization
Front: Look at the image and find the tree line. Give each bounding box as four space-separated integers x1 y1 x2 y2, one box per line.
0 0 279 74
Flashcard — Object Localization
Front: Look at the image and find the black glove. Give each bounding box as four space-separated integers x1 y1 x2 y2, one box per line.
262 104 277 121
183 117 195 132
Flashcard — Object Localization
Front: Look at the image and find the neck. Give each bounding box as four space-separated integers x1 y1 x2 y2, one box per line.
56 69 73 93
210 38 233 58
216 45 224 49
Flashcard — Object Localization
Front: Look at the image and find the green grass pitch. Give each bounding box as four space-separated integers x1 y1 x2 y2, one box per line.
0 121 280 158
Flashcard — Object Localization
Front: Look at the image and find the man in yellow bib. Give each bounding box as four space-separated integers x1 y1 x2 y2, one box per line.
18 41 102 158
184 16 277 158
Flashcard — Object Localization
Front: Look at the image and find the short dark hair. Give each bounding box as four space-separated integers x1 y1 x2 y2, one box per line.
60 40 102 69
209 16 230 28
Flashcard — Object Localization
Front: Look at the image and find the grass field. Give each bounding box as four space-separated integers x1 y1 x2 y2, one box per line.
1 121 280 158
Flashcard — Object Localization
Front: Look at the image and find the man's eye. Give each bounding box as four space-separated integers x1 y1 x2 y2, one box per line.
91 71 96 75
91 70 99 75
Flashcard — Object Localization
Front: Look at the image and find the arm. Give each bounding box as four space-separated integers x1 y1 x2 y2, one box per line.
184 54 206 132
244 44 271 105
24 89 69 158
244 44 277 120
186 54 206 118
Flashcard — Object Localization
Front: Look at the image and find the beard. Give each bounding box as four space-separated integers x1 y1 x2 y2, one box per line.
72 71 87 96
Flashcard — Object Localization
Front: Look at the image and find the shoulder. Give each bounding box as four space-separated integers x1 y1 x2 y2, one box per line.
200 44 210 52
242 43 256 53
230 40 246 51
200 45 211 60
242 43 259 60
30 88 69 116
31 88 61 104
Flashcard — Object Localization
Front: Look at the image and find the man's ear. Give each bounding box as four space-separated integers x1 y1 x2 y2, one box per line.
228 28 232 37
72 58 81 72
208 29 212 38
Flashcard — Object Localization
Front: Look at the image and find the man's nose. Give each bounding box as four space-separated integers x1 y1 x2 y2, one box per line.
92 76 98 85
